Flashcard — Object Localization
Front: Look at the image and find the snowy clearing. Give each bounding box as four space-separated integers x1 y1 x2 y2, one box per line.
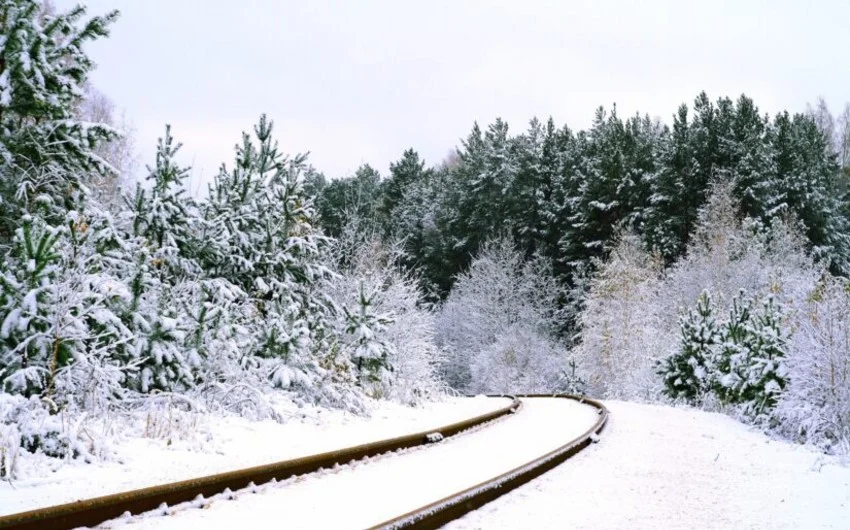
107 397 599 529
446 400 850 530
0 395 508 516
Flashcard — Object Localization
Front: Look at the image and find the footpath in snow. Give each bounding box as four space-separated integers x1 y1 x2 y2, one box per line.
116 397 599 529
0 395 507 516
447 400 850 530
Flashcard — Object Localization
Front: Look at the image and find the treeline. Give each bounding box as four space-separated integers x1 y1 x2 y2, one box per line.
311 95 850 302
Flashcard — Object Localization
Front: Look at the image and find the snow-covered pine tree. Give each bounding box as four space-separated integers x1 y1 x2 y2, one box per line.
510 118 545 255
781 113 850 275
0 0 131 402
529 118 572 270
730 96 781 222
643 104 691 261
203 115 334 399
323 226 445 404
660 290 721 404
344 282 394 392
0 1 119 241
451 120 519 276
312 164 382 238
739 295 787 418
0 216 64 396
705 291 789 418
0 207 137 408
129 125 200 283
712 290 755 405
116 127 207 393
380 148 429 230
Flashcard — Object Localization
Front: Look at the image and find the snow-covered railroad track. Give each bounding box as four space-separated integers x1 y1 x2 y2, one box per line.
0 397 520 530
115 396 605 530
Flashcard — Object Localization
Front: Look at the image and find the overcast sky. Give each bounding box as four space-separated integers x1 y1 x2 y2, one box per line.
58 0 850 194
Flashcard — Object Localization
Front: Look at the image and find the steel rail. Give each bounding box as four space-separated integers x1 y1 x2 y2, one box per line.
0 396 521 530
368 394 608 530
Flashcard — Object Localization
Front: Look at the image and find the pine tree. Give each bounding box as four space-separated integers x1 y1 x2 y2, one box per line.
739 295 787 417
118 127 206 393
0 216 63 395
660 290 721 403
0 209 135 403
313 164 382 238
128 125 200 283
0 1 120 240
644 104 691 261
781 114 850 275
730 96 781 221
510 118 545 255
344 282 395 392
381 148 428 229
203 115 334 394
713 290 754 404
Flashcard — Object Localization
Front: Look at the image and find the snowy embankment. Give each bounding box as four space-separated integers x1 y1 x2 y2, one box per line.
0 395 507 517
111 398 598 529
447 401 850 530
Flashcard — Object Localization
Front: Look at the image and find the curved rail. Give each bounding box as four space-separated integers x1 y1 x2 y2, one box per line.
0 396 521 530
369 394 608 530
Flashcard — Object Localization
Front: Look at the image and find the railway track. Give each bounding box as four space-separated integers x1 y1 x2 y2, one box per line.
0 395 607 530
370 395 608 530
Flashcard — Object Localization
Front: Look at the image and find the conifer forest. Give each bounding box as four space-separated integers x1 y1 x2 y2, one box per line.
2 0 850 480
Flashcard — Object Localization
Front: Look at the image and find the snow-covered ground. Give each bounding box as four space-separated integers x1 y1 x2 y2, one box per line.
0 395 508 516
108 398 599 529
447 400 850 530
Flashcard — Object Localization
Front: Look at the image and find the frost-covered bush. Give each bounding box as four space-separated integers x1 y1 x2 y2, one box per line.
664 181 819 321
0 394 108 479
776 276 850 454
573 232 669 400
468 324 565 394
437 237 567 394
323 227 446 405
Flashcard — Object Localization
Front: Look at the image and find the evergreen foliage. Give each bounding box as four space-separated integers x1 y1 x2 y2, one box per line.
312 93 850 302
0 1 119 241
661 291 721 404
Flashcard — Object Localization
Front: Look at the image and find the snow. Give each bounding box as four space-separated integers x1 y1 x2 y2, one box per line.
446 401 850 530
103 398 599 529
0 395 508 516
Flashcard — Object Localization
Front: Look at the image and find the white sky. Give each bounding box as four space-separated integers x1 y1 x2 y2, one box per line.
59 0 850 194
